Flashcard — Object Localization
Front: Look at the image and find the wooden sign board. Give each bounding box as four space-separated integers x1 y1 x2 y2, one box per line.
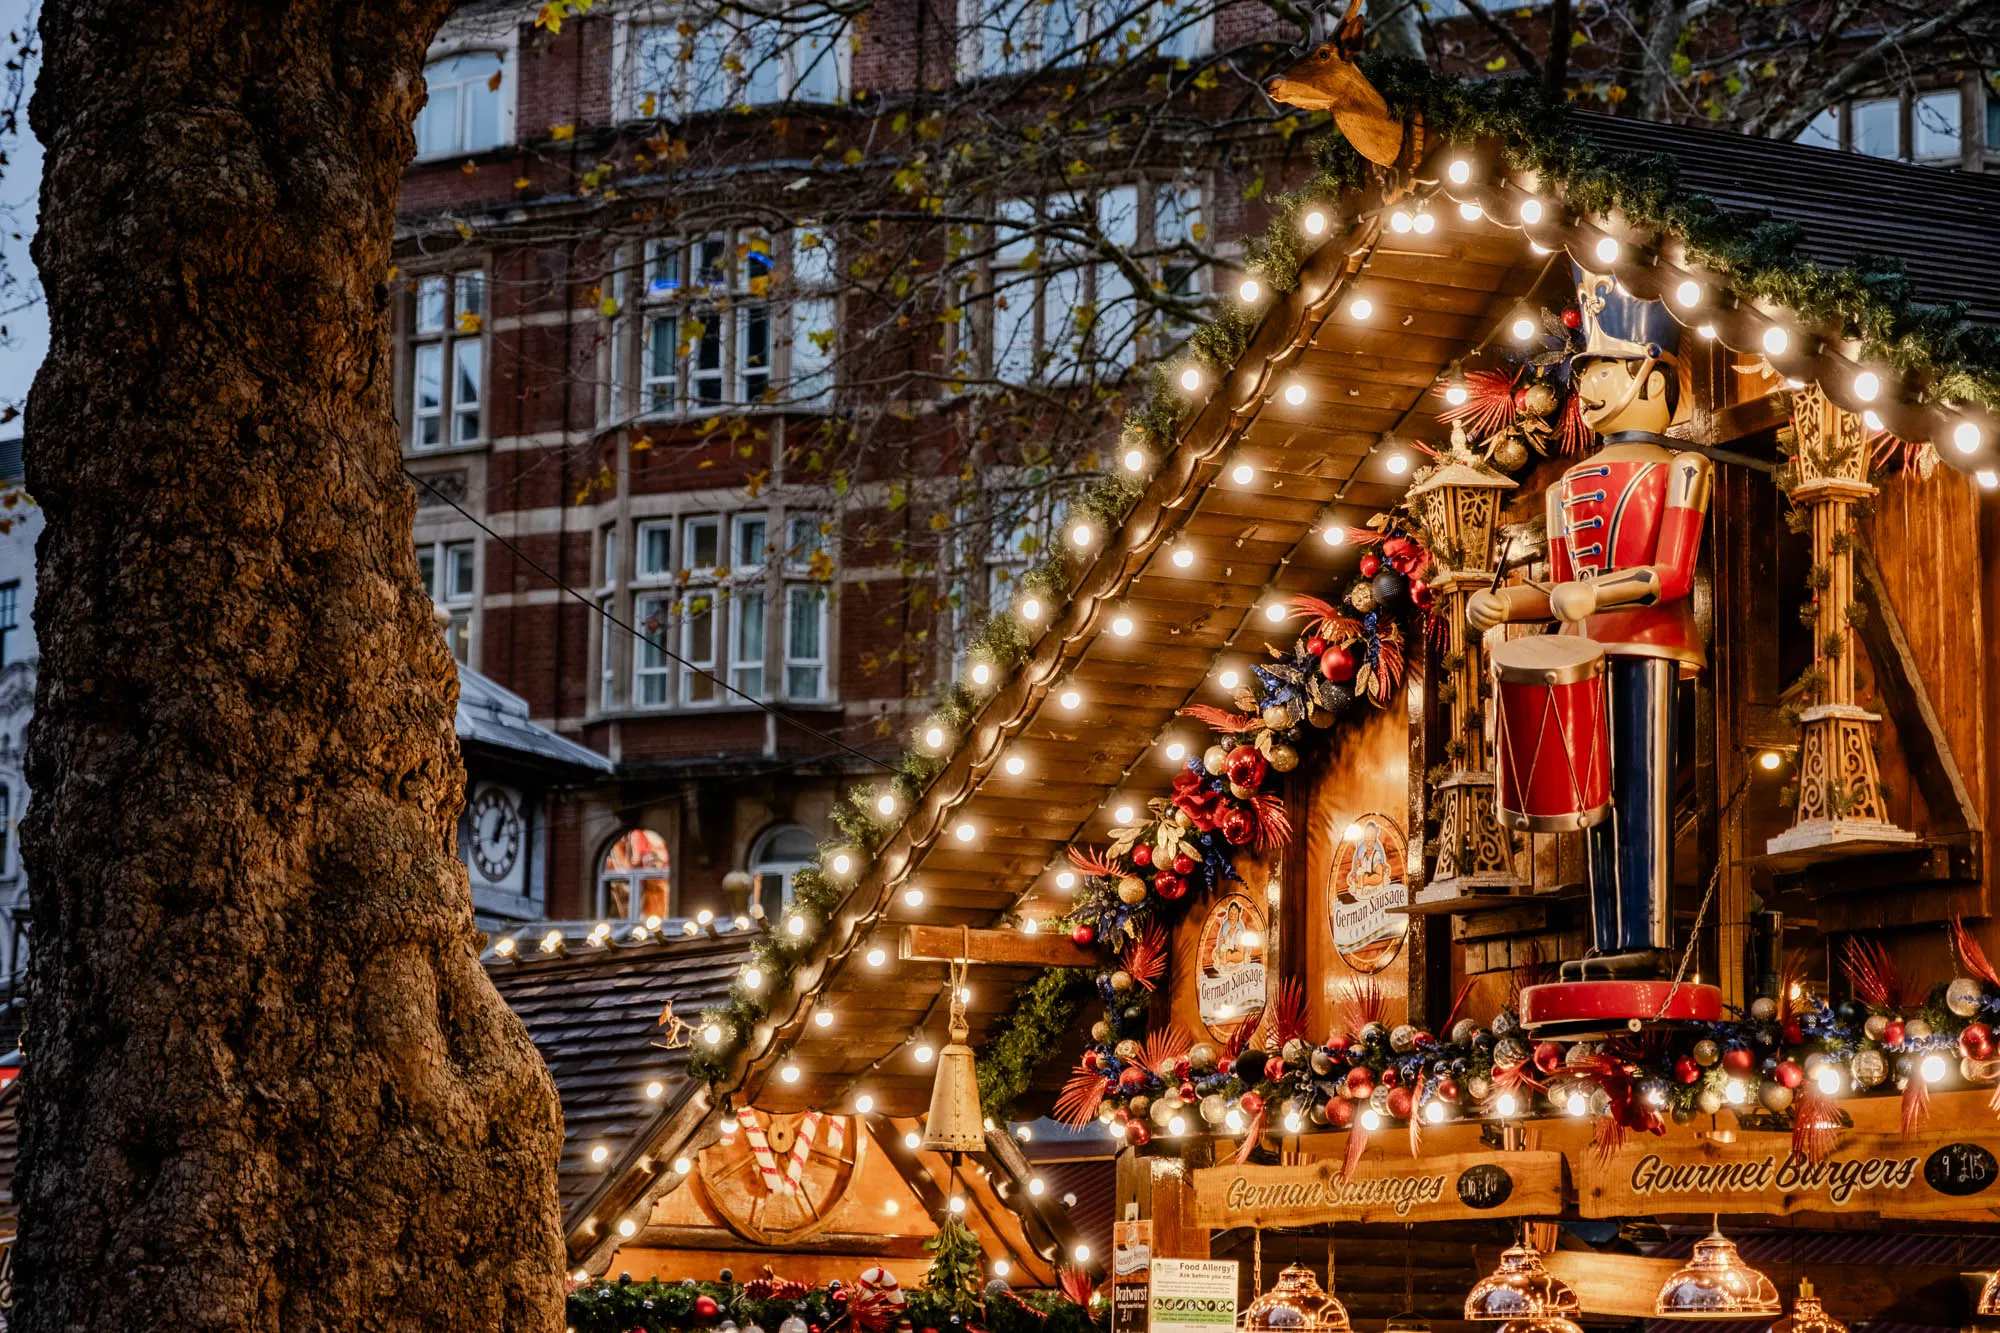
1577 1130 2000 1219
1189 1151 1563 1228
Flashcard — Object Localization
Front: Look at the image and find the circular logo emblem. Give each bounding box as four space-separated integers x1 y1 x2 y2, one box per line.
1924 1143 1999 1197
1456 1163 1515 1210
1195 892 1267 1045
1327 811 1410 974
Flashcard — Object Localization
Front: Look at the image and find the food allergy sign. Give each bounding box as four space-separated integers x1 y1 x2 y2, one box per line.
1148 1259 1237 1333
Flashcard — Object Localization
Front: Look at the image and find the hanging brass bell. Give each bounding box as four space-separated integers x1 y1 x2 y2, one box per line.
921 958 985 1154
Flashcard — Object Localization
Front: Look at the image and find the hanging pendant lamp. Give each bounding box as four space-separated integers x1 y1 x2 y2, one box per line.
1653 1227 1782 1319
920 950 984 1153
1978 1269 2000 1318
1773 1280 1848 1333
1464 1244 1580 1321
1240 1264 1351 1333
1488 1320 1583 1333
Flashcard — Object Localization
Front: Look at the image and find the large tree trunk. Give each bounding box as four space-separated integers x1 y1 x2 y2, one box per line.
15 4 566 1330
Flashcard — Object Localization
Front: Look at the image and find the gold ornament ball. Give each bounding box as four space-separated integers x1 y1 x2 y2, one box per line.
1864 1014 1888 1041
1346 584 1377 614
1128 1094 1149 1118
1091 1020 1112 1043
1115 1038 1143 1062
1156 1056 1181 1079
1228 782 1254 800
1117 876 1148 905
1947 978 1984 1019
1267 743 1299 773
1490 438 1529 472
1262 704 1295 731
1520 382 1557 416
1307 708 1334 729
1905 1018 1933 1042
1759 1081 1794 1113
1188 1042 1219 1072
1692 1039 1721 1067
1749 996 1777 1021
1110 970 1134 992
1695 1086 1724 1115
1203 745 1230 776
1851 1049 1889 1087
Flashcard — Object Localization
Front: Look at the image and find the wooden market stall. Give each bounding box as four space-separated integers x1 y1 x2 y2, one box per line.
570 72 2000 1331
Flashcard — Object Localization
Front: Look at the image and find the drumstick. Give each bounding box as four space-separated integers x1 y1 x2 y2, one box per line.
1489 538 1511 594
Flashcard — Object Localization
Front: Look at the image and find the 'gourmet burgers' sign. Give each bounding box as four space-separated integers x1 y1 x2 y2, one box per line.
1577 1132 1999 1218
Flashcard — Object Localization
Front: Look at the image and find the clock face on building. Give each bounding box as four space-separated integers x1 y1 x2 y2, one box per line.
471 787 523 884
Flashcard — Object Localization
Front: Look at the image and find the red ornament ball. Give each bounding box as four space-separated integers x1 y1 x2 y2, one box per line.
1561 307 1581 329
1265 1056 1287 1080
1436 1077 1459 1101
1409 579 1433 611
1154 871 1187 900
1118 1066 1145 1089
1240 1091 1265 1115
1179 1081 1196 1102
1126 1121 1152 1146
1883 1019 1906 1046
1359 553 1382 578
1171 853 1195 876
1782 1020 1804 1046
1327 1035 1350 1053
1380 1066 1399 1088
1964 1023 1995 1061
1386 1086 1413 1120
1325 1097 1355 1128
1220 807 1256 846
696 1296 720 1319
1174 1057 1191 1079
1319 644 1358 683
1532 1042 1563 1074
1775 1060 1803 1089
1131 844 1153 868
1071 924 1096 946
1226 745 1268 790
1674 1056 1700 1084
1082 1050 1100 1072
1344 1067 1374 1098
1722 1047 1755 1076
1305 635 1326 656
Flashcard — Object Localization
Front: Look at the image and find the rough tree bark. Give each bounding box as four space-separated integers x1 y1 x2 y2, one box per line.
15 3 566 1330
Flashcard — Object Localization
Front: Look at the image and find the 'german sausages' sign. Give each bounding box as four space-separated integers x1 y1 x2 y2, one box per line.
1577 1131 2000 1219
1189 1151 1563 1228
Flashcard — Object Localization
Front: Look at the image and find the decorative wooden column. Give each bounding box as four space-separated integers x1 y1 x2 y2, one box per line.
1405 449 1522 908
1767 384 1916 858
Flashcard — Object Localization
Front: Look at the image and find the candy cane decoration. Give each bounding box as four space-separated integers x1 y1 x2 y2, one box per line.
734 1106 788 1194
783 1111 824 1192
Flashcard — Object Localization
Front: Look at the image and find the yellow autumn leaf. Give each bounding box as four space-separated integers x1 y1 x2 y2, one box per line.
457 311 483 334
599 296 621 317
514 177 532 190
550 123 576 141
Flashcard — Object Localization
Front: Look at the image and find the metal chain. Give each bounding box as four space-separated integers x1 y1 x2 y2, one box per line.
1653 773 1751 1019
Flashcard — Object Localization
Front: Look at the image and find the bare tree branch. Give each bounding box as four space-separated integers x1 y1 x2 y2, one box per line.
1763 0 1988 139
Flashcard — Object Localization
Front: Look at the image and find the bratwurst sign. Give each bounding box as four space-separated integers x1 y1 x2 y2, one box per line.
1577 1132 2000 1218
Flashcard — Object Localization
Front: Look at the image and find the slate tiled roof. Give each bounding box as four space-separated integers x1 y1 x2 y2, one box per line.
484 924 757 1225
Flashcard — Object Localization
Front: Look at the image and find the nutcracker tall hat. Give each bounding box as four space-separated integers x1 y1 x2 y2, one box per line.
1573 264 1680 366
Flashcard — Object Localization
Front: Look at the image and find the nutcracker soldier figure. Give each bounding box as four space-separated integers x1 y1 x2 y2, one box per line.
1466 268 1722 1031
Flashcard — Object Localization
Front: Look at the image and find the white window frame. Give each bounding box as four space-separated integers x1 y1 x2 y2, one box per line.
633 590 677 708
418 537 478 664
730 586 768 698
1912 87 1965 162
407 267 487 451
957 0 1208 79
635 519 675 583
414 32 520 161
610 6 851 122
782 583 829 701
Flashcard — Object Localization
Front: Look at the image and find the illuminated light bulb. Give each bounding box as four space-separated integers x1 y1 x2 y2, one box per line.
1217 669 1240 689
1016 1124 1033 1141
1264 602 1286 623
1529 240 1551 255
915 1044 935 1064
904 886 926 906
1283 381 1308 406
1303 210 1326 235
1028 1176 1046 1196
1725 1079 1747 1105
866 947 887 966
1412 212 1435 235
646 914 662 930
1113 803 1136 824
969 661 993 688
646 1080 665 1099
1059 688 1082 710
1697 323 1716 340
1073 1245 1091 1264
1511 315 1537 342
786 914 806 937
1348 296 1373 321
1385 452 1409 476
703 1024 724 1045
743 967 764 991
1178 366 1201 392
1458 201 1482 222
574 1271 589 1283
1004 754 1026 776
1168 1114 1186 1135
1922 1053 1948 1083
1172 545 1194 568
1283 1110 1303 1133
1815 1064 1843 1095
1863 410 1884 432
1978 469 1999 491
1594 236 1619 263
1111 614 1134 637
1447 159 1471 184
494 937 516 956
1224 1108 1245 1133
720 1115 739 1135
591 1144 610 1164
1022 917 1039 934
904 1130 922 1149
1955 421 1984 454
882 1199 900 1216
1424 1100 1446 1124
618 1218 638 1237
831 852 854 876
856 1093 875 1113
948 1195 967 1214
1321 526 1345 546
1852 371 1879 401
1069 522 1092 547
1389 209 1413 233
696 909 714 926
1019 596 1043 622
1231 462 1255 485
877 792 899 816
1239 277 1261 302
780 1064 801 1084
994 1260 1011 1277
679 921 697 937
1122 448 1146 473
814 1009 833 1028
1674 279 1701 308
923 725 946 750
1495 1092 1518 1117
1359 1109 1382 1132
1566 1090 1588 1116
1762 325 1790 356
1444 383 1468 406
629 925 648 941
1055 870 1076 890
1758 750 1782 771
1518 198 1543 224
1165 741 1187 761
733 915 751 930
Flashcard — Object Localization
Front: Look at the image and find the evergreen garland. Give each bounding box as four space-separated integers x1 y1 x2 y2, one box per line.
977 968 1096 1120
567 1274 1106 1333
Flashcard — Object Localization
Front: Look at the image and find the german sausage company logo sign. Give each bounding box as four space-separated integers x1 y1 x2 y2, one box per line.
1195 892 1266 1044
1328 812 1409 974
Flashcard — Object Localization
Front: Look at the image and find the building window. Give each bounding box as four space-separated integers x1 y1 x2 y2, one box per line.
599 828 671 921
630 231 776 416
749 823 817 918
634 590 675 707
408 269 485 450
418 539 476 663
783 585 827 700
0 785 11 878
1851 97 1900 159
599 594 621 710
0 581 17 667
1796 106 1839 151
1913 89 1963 161
416 51 508 159
599 523 620 591
626 16 846 118
958 0 1203 77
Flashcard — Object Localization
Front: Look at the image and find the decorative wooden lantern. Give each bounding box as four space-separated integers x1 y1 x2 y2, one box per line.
1406 439 1522 908
1766 383 1915 858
